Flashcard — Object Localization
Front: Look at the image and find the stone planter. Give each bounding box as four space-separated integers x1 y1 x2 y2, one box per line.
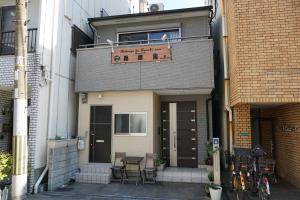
209 185 222 200
157 163 166 171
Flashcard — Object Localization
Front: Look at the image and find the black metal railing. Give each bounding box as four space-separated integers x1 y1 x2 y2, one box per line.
0 28 37 55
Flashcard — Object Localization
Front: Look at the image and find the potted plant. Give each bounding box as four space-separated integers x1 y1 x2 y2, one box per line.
209 183 222 200
0 151 12 199
155 159 166 171
207 146 222 200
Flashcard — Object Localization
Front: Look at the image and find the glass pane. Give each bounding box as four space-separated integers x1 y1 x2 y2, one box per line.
2 6 16 32
119 32 148 45
130 114 146 133
149 29 180 43
115 114 129 134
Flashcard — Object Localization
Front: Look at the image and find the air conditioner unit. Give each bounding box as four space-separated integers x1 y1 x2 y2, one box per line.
149 3 164 12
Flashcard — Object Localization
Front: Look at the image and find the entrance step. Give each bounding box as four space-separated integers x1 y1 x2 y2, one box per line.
156 167 209 183
75 163 112 184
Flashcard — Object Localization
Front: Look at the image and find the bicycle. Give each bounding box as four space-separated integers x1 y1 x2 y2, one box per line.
230 154 249 200
247 145 275 200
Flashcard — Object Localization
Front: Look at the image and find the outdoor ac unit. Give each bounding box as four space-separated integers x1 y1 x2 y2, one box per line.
149 3 164 12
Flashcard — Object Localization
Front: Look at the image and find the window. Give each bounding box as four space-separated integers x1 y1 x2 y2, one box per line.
114 112 147 135
149 29 180 43
119 32 148 45
118 28 180 45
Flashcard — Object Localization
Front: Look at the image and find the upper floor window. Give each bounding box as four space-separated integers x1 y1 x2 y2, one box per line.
118 28 180 45
0 6 16 32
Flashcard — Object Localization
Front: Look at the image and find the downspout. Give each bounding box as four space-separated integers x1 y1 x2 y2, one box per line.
206 98 212 140
221 0 233 154
34 0 57 193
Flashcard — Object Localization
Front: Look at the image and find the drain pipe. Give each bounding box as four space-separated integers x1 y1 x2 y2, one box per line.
221 0 234 154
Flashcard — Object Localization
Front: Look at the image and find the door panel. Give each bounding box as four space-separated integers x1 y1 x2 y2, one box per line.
89 106 112 163
177 102 197 168
161 102 198 168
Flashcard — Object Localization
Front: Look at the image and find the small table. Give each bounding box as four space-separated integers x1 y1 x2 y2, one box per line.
122 156 144 185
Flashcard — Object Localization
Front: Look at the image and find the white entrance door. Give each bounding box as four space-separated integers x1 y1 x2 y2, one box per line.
169 103 177 167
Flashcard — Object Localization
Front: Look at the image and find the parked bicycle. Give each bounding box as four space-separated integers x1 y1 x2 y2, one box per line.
230 148 251 200
247 145 276 200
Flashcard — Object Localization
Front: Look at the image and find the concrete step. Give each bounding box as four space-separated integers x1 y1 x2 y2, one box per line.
156 167 210 183
79 163 112 174
75 172 111 184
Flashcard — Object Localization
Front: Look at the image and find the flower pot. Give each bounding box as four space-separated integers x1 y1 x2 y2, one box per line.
157 163 166 171
209 186 222 200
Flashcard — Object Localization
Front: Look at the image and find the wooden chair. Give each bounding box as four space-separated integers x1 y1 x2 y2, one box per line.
111 152 127 183
143 153 157 184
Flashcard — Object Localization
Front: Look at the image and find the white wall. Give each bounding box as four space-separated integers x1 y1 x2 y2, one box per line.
34 0 131 169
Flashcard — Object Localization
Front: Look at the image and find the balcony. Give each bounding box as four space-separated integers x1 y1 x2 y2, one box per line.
0 28 37 55
75 37 214 93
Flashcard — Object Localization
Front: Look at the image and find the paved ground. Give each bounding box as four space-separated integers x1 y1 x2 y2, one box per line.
27 182 211 200
222 170 300 200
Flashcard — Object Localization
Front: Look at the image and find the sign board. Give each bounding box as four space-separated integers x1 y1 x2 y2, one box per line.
111 44 171 64
239 132 250 137
212 138 221 185
278 124 300 133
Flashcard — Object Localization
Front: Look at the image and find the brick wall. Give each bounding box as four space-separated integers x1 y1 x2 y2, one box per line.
48 139 79 191
226 0 300 106
0 54 41 192
261 104 300 187
233 104 251 148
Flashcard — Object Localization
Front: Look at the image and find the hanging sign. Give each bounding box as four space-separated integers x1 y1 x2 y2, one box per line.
278 124 300 133
111 44 171 64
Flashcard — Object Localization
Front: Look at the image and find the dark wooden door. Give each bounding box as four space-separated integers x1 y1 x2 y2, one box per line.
89 106 112 163
177 102 197 168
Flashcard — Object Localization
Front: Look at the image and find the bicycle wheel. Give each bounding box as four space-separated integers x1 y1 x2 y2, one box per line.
258 176 271 200
248 172 258 193
233 174 245 200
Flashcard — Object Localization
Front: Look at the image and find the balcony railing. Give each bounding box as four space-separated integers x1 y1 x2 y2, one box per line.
0 28 37 55
78 35 211 49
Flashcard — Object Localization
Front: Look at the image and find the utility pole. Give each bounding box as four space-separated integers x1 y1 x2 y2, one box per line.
12 0 28 199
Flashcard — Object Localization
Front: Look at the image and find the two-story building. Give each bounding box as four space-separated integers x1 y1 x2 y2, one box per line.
0 0 133 193
213 0 300 187
75 6 214 177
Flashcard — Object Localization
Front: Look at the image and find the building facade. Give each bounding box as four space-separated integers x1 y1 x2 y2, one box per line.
75 6 214 174
0 0 132 193
214 0 300 187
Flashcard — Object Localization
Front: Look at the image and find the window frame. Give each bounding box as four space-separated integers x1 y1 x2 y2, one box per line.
114 112 147 136
117 27 182 46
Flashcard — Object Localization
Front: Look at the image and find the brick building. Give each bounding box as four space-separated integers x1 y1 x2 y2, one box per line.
213 0 300 187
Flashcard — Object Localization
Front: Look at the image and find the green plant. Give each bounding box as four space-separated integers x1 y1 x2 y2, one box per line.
155 159 166 166
0 151 12 182
209 183 221 190
208 171 214 182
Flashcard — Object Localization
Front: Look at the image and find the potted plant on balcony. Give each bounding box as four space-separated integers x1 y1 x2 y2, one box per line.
155 159 166 171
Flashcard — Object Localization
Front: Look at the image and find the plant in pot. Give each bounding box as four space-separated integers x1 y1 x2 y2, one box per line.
155 159 166 171
205 141 213 166
206 171 222 200
0 151 12 197
207 144 223 200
